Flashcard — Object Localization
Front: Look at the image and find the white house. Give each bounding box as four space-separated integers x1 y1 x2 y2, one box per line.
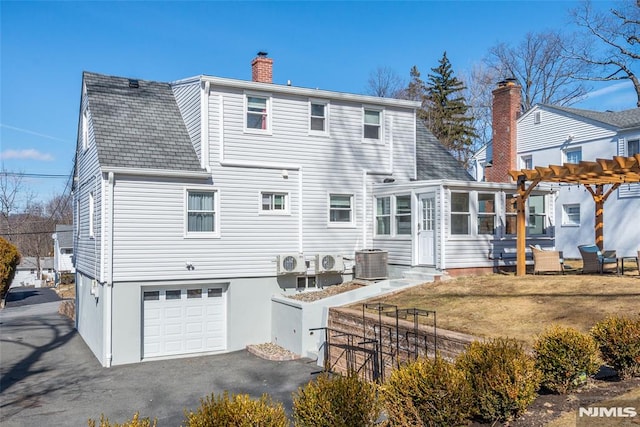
473 80 640 258
11 257 54 288
52 224 74 281
74 56 555 367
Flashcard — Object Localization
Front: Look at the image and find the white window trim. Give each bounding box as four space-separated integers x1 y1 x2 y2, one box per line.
259 191 290 215
243 91 272 135
527 194 548 236
328 193 355 228
374 196 392 237
308 99 330 137
82 109 89 151
520 155 533 170
450 191 471 236
627 138 639 156
362 106 384 143
89 192 95 238
184 187 220 238
563 147 582 164
562 203 580 227
477 193 496 236
394 195 412 237
533 111 541 124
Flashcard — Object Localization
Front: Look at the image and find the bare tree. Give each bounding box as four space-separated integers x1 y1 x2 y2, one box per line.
45 193 73 224
460 64 500 153
366 66 406 98
0 168 34 243
568 0 640 107
485 30 591 111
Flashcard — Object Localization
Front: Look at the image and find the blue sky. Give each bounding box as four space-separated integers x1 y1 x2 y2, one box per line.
1 0 638 206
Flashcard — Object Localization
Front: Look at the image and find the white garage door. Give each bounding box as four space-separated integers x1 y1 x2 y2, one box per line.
142 286 226 358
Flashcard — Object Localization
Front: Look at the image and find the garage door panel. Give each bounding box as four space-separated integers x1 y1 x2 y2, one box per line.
143 285 227 359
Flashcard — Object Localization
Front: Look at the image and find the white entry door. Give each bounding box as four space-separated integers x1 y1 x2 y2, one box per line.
418 194 436 265
142 286 227 359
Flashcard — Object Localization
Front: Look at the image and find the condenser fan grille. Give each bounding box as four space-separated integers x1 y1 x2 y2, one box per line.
282 255 298 271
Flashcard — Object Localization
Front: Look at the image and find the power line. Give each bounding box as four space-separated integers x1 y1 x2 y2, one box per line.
1 172 68 179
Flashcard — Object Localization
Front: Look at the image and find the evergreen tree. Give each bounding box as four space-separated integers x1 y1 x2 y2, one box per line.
424 52 477 168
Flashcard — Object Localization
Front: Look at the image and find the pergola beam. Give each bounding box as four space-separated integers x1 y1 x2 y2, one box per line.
509 155 640 276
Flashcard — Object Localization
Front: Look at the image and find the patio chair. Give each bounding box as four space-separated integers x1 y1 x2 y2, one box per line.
530 245 564 274
578 244 618 274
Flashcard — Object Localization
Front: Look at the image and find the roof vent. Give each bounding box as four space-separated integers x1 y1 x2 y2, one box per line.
128 79 139 89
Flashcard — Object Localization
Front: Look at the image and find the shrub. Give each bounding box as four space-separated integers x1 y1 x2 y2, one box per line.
381 355 472 426
292 372 380 427
184 392 288 427
0 237 20 302
533 325 601 394
591 315 640 379
455 338 541 423
88 412 157 427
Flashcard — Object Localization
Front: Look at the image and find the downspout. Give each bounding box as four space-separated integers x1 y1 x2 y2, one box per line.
105 171 114 367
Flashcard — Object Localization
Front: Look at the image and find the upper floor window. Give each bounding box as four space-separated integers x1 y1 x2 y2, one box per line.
628 139 639 156
309 100 328 134
89 192 95 238
533 111 541 124
261 192 288 214
562 204 580 226
564 148 582 164
395 195 412 235
245 94 270 132
375 197 391 235
450 192 470 235
363 108 382 140
82 109 89 151
329 194 354 226
477 193 496 235
521 155 533 170
186 190 218 236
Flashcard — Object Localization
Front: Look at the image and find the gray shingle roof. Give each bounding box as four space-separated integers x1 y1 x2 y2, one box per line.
542 105 640 129
83 72 203 172
416 120 474 181
54 224 73 248
18 257 54 270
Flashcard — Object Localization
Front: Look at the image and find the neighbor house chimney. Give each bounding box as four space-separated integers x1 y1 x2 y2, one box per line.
251 52 273 83
486 78 521 182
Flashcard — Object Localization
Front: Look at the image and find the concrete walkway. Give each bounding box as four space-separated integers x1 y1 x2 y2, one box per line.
0 302 319 426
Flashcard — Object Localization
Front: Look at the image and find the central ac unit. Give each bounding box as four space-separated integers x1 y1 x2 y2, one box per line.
277 254 306 275
355 249 388 280
315 253 344 274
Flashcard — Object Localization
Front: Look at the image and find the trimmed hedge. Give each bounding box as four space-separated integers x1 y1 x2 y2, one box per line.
456 338 541 423
184 392 288 427
0 237 20 302
293 372 380 427
382 355 472 426
533 325 601 394
591 315 640 379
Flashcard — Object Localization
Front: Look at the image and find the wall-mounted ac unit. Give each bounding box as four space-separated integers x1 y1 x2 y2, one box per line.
315 253 344 274
277 254 307 275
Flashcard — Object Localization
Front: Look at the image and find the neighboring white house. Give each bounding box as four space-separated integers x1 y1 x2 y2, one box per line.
11 257 54 288
472 81 640 258
73 56 555 367
52 224 74 282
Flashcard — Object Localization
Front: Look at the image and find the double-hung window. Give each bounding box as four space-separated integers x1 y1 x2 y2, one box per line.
564 148 582 164
376 197 391 235
395 195 411 235
450 193 470 235
186 190 217 236
329 194 354 226
309 100 328 134
261 192 288 214
363 108 382 140
527 195 546 235
245 94 270 132
477 193 496 235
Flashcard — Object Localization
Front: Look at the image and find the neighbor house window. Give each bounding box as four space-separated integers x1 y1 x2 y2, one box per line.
186 190 217 235
261 192 288 214
564 148 582 164
395 195 411 235
527 195 546 235
376 197 391 235
329 194 353 225
505 194 517 235
363 108 382 140
521 155 533 170
628 139 639 156
450 192 470 235
89 192 95 238
309 100 328 134
245 94 270 131
477 193 496 235
563 204 580 226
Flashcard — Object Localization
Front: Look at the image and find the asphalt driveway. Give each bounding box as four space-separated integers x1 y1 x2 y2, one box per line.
0 301 320 426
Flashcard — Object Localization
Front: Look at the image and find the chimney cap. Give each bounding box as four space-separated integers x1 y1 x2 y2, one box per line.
257 51 268 58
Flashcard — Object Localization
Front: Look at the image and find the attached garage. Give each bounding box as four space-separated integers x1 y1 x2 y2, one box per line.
142 285 227 359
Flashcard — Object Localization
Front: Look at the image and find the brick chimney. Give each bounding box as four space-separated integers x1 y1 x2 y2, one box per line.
486 78 521 182
251 52 273 83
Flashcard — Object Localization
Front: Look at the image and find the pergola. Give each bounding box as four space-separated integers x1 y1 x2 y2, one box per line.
508 154 640 276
